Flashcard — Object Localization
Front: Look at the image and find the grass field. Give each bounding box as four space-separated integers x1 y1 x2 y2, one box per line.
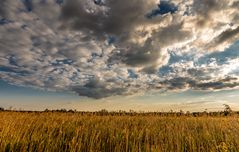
0 112 239 152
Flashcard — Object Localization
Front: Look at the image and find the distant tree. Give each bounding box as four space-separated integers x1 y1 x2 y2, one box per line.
186 111 191 116
0 107 4 111
99 109 108 115
202 109 208 116
57 109 67 112
68 109 75 113
223 104 232 116
99 109 108 113
44 108 49 112
129 109 135 113
179 109 184 116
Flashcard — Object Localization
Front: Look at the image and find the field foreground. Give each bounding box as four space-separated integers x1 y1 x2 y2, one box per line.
0 112 239 152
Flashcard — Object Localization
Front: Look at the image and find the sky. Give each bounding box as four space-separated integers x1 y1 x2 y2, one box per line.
0 0 239 111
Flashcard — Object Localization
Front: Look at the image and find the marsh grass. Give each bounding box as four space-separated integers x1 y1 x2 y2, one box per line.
0 112 239 152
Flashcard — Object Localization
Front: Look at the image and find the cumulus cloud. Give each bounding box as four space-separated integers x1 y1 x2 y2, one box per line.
0 0 239 99
60 0 157 37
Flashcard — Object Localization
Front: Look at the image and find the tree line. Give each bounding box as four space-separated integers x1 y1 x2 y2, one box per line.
0 104 237 117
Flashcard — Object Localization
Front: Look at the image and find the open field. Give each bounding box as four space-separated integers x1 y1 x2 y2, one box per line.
1 112 239 152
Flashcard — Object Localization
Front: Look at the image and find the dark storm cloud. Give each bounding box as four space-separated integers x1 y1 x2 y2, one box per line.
209 26 239 48
220 77 238 82
0 0 7 17
195 81 239 90
153 23 192 47
160 77 195 90
160 77 239 91
192 0 225 27
110 39 160 67
193 0 221 16
72 78 127 99
60 0 157 38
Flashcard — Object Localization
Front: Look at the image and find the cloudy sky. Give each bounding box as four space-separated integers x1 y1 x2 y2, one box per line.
0 0 239 111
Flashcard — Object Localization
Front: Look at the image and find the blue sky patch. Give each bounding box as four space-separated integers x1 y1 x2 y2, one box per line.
8 56 18 66
107 36 116 45
128 69 138 79
21 0 33 12
56 0 64 5
146 0 178 18
51 59 74 66
0 18 13 25
198 41 239 65
0 67 30 76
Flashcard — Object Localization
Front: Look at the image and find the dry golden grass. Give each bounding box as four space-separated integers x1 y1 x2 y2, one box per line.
0 112 239 152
